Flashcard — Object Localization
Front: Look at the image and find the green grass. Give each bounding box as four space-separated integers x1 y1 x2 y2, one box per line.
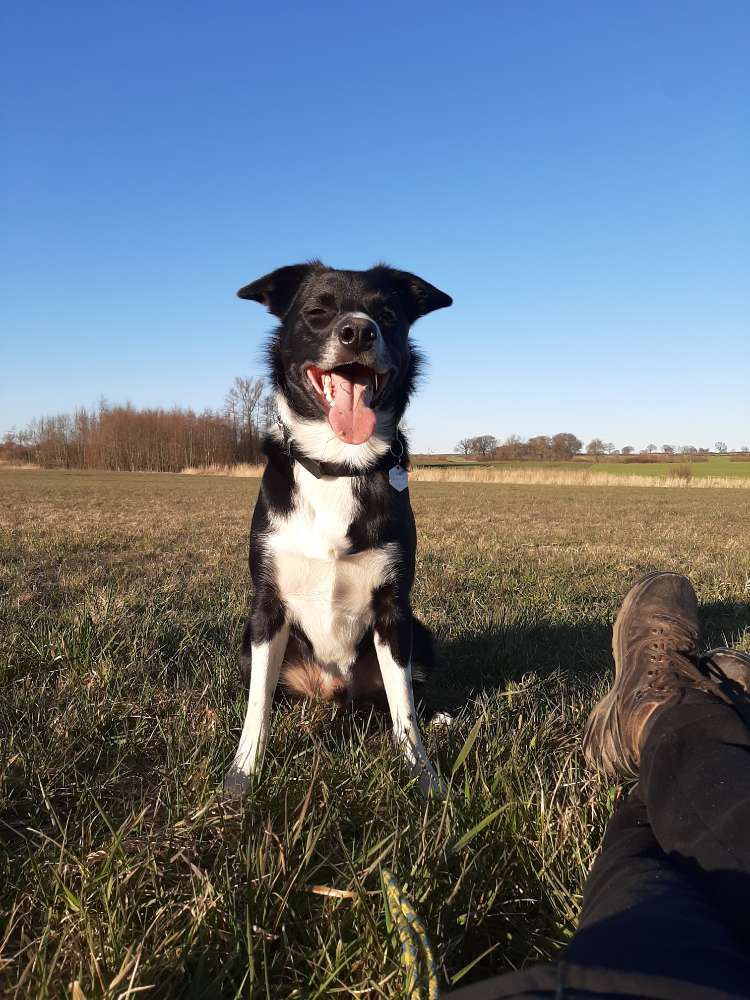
2 469 749 997
573 455 750 479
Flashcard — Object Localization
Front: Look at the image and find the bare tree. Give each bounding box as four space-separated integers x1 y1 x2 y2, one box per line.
455 438 473 456
472 434 498 457
225 376 266 462
498 434 525 460
646 443 657 454
621 446 634 455
550 432 582 460
5 374 271 472
526 435 552 461
586 439 606 460
260 394 278 431
715 441 728 454
662 444 674 455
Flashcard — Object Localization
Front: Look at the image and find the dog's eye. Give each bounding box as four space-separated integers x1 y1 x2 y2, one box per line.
378 307 398 326
304 307 333 327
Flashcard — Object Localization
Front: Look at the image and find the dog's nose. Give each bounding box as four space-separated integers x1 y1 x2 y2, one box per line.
336 316 378 353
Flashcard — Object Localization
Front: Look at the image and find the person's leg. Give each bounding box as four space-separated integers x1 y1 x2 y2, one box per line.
639 684 750 949
583 570 750 949
563 790 750 997
449 789 750 999
569 573 750 995
452 575 750 999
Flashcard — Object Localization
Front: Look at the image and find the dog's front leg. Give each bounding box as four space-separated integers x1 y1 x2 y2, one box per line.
374 607 445 800
224 598 289 796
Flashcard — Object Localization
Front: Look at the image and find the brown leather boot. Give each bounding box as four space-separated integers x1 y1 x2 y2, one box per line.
699 647 750 725
583 572 732 780
700 647 750 692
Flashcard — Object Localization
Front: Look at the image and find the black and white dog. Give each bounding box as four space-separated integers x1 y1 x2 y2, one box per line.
224 262 452 797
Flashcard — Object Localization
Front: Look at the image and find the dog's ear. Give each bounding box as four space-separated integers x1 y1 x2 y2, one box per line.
237 262 323 318
393 270 452 323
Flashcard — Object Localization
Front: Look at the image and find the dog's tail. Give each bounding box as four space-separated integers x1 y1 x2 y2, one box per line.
280 658 348 703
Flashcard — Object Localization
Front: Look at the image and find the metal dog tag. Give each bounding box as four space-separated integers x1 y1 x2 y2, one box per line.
389 464 408 492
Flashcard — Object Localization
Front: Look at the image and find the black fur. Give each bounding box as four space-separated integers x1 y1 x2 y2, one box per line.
237 262 451 709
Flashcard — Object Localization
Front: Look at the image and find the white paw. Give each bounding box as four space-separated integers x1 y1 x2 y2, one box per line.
222 765 249 798
418 767 448 801
429 711 455 728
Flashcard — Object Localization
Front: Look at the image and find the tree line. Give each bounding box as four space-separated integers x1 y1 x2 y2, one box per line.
456 433 582 460
456 435 749 461
1 377 274 472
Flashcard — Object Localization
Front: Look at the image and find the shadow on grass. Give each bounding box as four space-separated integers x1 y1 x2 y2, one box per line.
427 600 750 716
427 620 611 717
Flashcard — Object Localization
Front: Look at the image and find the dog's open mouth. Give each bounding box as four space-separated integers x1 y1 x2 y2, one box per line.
306 363 391 444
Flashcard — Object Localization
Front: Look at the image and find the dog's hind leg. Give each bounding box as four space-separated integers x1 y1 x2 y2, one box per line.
410 616 434 714
224 594 289 796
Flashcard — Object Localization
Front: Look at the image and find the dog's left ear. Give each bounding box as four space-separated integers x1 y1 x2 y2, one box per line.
394 270 453 323
237 262 323 319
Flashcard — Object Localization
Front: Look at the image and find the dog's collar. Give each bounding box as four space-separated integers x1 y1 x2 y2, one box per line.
278 422 404 479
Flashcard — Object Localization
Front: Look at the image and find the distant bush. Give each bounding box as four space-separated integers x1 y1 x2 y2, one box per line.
669 464 693 482
619 454 704 464
730 454 750 462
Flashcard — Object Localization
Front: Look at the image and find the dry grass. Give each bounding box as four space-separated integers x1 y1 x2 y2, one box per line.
179 462 750 489
408 466 750 489
181 462 265 477
1 468 749 997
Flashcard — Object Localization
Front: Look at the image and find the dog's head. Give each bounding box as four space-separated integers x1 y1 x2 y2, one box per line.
238 262 452 460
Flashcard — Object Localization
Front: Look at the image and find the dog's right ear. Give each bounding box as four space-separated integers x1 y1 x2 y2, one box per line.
237 263 323 319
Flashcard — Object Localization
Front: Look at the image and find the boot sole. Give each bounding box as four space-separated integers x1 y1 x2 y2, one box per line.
700 648 750 707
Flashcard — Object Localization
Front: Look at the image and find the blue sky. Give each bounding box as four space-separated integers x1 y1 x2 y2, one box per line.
2 1 748 453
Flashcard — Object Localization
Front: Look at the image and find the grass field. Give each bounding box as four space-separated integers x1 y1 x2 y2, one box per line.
411 454 750 479
2 469 749 998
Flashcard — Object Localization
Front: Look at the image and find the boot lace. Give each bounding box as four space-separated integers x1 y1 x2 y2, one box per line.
638 614 731 703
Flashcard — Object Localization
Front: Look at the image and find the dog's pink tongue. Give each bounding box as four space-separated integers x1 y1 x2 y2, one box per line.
328 370 376 444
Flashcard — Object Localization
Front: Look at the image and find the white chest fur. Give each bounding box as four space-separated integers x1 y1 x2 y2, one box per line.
267 466 396 673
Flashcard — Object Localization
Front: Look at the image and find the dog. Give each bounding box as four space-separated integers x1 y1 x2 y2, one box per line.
224 262 452 798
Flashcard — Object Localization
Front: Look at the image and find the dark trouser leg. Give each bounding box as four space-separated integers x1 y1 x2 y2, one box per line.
640 689 750 950
565 792 750 997
449 790 750 999
450 692 750 999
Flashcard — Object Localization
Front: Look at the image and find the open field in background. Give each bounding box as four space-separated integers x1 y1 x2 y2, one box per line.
409 466 750 489
2 468 750 997
176 459 750 489
412 454 750 482
6 455 750 487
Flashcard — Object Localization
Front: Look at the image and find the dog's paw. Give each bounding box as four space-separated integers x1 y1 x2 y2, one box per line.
429 711 455 728
415 763 448 801
420 770 448 801
222 765 249 798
